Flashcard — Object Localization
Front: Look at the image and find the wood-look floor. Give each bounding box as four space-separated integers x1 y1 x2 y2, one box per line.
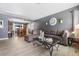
0 36 79 56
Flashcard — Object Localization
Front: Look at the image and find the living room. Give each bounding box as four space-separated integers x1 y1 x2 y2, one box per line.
0 3 79 56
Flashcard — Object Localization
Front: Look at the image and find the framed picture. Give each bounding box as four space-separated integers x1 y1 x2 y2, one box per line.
0 20 3 28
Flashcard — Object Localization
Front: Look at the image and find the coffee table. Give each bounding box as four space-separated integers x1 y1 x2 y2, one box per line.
33 36 61 56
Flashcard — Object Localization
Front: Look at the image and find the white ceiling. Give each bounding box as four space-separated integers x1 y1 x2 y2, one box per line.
0 3 79 20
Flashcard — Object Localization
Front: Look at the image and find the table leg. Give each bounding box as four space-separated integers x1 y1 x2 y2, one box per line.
54 44 59 51
49 46 53 56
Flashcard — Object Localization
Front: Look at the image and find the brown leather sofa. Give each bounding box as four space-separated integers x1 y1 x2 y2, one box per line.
44 30 69 45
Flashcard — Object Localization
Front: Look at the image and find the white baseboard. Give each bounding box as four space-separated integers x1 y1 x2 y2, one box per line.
0 38 8 40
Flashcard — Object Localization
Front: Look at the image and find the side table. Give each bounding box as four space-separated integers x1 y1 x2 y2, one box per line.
68 37 79 48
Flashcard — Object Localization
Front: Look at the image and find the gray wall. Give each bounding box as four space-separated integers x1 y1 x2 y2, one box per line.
0 14 8 38
73 9 79 28
34 9 73 31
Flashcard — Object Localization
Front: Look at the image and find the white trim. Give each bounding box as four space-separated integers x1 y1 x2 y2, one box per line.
0 38 8 40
